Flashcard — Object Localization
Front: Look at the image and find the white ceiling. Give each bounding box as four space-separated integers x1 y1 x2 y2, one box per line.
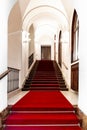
9 0 74 40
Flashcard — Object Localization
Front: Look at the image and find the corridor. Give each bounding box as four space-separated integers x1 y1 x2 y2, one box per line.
0 0 87 130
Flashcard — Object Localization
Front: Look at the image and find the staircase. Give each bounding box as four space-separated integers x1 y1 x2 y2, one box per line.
4 90 82 130
22 60 68 91
22 60 39 91
3 60 82 130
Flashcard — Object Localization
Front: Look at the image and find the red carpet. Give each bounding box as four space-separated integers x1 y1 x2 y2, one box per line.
5 112 79 125
11 90 74 111
4 60 82 130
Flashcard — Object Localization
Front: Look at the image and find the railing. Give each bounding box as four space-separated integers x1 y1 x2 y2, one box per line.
28 53 34 68
0 67 19 93
7 67 19 93
62 62 68 70
0 69 11 80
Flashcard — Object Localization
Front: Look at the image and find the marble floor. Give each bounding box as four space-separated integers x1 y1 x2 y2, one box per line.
8 89 78 106
8 90 29 105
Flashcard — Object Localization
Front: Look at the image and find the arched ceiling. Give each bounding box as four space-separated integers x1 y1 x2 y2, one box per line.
18 0 74 19
23 6 68 30
22 0 69 30
9 0 74 40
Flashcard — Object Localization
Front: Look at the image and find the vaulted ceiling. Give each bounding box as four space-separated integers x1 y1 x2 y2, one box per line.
8 0 74 40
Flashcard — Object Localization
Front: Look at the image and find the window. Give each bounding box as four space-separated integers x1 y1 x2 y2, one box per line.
71 10 79 63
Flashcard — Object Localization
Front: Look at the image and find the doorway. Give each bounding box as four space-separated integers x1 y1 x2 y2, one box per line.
41 46 51 60
58 31 62 67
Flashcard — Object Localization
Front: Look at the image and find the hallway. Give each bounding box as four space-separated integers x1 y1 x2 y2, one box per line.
0 0 87 130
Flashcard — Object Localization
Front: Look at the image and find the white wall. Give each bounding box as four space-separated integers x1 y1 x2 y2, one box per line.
61 42 70 87
0 0 17 112
56 29 71 88
21 30 33 85
74 1 87 115
21 39 29 84
8 31 22 87
71 0 87 115
0 1 8 112
35 35 54 60
8 31 22 69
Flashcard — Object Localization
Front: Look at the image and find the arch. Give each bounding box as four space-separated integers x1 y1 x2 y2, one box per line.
71 9 79 63
71 9 79 92
58 30 62 67
22 6 68 31
23 5 68 22
28 24 35 68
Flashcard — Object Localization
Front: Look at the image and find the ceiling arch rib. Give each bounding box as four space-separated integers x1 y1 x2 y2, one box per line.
23 0 68 19
23 5 68 22
22 6 69 31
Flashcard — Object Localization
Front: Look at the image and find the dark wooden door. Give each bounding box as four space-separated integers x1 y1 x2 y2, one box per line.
41 46 51 60
71 62 79 91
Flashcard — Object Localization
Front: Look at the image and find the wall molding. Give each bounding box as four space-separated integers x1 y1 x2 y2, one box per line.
8 30 22 36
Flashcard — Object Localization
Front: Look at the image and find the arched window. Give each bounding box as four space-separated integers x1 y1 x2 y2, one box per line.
71 10 79 63
71 10 79 92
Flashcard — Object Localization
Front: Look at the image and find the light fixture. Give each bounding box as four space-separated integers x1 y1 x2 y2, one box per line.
22 31 31 43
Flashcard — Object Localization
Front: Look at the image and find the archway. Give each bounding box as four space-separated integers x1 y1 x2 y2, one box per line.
71 9 79 92
58 31 62 67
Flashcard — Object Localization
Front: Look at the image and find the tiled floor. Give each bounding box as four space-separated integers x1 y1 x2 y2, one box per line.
8 90 29 105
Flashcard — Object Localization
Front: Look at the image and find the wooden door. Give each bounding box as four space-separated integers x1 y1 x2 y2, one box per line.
71 62 79 91
41 46 51 60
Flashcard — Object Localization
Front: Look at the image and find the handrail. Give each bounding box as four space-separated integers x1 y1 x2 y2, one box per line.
0 69 11 80
62 62 68 70
71 60 79 66
8 67 20 71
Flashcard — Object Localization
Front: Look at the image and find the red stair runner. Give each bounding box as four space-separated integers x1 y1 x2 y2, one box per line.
4 126 82 130
11 90 74 111
4 60 82 130
5 112 79 125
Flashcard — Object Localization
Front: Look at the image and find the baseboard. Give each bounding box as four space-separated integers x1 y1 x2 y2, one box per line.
8 88 21 99
73 105 87 129
0 105 12 128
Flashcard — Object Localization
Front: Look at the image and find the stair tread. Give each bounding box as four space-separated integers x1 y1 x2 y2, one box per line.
4 126 82 130
5 112 79 125
12 90 73 111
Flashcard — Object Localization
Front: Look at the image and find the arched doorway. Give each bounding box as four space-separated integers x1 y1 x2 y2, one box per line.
58 31 62 67
71 10 79 92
